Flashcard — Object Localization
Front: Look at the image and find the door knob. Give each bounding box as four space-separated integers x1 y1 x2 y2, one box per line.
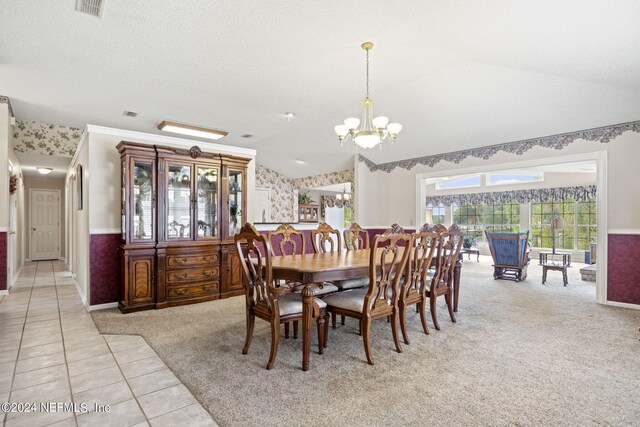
32 228 36 231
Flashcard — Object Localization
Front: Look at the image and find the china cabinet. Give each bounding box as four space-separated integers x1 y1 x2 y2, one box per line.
117 142 250 313
298 204 319 223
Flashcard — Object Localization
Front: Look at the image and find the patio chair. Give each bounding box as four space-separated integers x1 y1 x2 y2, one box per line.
485 231 530 282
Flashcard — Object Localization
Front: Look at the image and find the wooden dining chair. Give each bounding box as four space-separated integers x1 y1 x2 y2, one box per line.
268 223 335 338
235 223 328 369
427 228 463 330
311 223 342 254
322 232 412 365
343 222 369 250
397 229 440 344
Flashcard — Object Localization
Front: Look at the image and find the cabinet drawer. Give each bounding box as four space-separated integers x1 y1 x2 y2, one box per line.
166 267 219 283
166 253 218 267
167 282 219 299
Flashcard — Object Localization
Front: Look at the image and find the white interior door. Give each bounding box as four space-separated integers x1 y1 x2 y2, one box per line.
31 189 60 261
254 188 271 222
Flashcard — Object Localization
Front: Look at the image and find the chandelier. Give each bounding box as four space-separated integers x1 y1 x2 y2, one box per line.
334 42 402 149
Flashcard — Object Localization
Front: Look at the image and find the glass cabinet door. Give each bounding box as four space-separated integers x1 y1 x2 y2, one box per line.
196 167 219 238
132 160 154 241
167 164 192 239
227 169 243 237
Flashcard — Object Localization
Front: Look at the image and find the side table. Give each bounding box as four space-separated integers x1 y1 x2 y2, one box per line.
539 251 571 286
462 247 480 262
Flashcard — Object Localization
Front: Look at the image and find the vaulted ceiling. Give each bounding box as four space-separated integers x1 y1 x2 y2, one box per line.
1 1 639 178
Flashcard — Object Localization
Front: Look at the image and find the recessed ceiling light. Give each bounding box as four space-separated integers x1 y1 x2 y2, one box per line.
158 120 228 140
37 167 53 175
295 159 305 164
123 111 138 117
284 112 295 122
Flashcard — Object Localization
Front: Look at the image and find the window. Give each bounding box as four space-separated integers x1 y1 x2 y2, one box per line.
486 172 543 186
576 199 597 250
452 202 519 245
435 175 481 190
530 200 576 250
426 203 445 225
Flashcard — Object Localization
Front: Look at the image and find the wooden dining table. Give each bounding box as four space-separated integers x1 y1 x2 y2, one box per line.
266 248 462 371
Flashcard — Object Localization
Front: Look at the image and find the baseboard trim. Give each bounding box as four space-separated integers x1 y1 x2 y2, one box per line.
10 265 23 289
605 300 640 310
88 302 118 311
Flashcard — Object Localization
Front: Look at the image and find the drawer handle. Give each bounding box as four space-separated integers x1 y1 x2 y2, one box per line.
176 257 189 264
205 256 214 262
203 285 214 291
174 272 188 280
171 287 188 296
202 270 213 277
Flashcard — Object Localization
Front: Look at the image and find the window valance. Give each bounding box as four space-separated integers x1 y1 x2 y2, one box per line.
426 185 597 207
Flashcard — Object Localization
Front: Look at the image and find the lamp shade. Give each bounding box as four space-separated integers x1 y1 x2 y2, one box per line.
552 216 570 229
425 209 434 225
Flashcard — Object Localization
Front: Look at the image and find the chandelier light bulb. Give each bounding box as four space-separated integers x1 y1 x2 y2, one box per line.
372 116 389 129
344 118 360 130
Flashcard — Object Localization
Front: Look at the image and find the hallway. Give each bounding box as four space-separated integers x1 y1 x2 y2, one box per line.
0 261 215 426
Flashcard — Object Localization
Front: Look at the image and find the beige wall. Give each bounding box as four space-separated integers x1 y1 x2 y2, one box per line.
24 175 66 260
356 132 640 230
68 137 90 303
0 104 9 229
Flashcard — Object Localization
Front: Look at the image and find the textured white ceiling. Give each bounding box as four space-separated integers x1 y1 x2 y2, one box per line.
1 1 639 178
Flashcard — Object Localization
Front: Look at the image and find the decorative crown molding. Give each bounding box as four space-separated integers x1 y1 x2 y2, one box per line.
0 96 14 117
359 120 640 173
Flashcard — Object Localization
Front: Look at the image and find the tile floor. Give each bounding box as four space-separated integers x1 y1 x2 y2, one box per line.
0 261 217 427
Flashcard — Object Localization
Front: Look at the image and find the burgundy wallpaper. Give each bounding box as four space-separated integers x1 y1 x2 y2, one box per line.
0 232 6 291
89 233 121 305
607 234 640 305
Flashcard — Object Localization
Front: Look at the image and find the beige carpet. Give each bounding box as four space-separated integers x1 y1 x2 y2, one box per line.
92 258 640 426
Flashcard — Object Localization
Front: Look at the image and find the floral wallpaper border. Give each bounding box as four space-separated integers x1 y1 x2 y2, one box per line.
426 185 597 207
360 120 640 173
13 120 83 157
0 96 13 117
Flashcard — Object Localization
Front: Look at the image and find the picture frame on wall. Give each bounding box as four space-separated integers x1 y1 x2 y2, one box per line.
76 164 83 210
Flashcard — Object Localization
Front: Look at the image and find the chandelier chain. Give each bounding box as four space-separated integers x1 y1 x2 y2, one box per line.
365 47 370 99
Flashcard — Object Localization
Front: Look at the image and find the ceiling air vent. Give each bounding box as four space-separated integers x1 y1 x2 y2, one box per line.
240 134 253 139
76 0 104 17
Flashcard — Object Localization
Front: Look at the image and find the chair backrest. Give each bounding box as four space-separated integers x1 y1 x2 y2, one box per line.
485 231 529 267
383 223 406 235
418 223 433 233
401 230 440 300
365 233 412 313
311 223 341 254
431 229 464 293
268 224 305 256
344 222 369 250
432 223 447 234
235 223 275 311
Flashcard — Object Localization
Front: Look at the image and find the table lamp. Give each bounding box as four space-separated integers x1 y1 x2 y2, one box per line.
551 215 570 254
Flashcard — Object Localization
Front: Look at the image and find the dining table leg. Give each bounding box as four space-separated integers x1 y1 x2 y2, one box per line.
301 284 314 371
453 258 462 312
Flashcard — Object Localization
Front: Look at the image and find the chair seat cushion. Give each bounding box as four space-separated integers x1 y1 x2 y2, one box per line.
322 288 369 313
310 282 339 296
334 276 369 290
277 294 327 317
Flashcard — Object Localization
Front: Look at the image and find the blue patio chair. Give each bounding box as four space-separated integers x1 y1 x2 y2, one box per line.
485 231 530 282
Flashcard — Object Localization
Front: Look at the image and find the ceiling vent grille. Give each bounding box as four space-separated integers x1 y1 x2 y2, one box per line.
76 0 104 17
